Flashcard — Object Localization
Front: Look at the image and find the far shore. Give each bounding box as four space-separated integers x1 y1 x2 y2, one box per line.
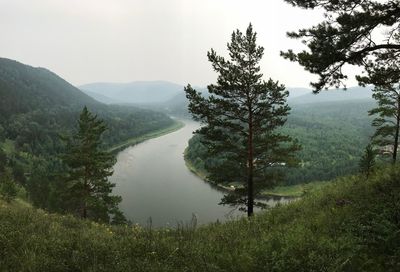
184 152 327 198
108 119 185 154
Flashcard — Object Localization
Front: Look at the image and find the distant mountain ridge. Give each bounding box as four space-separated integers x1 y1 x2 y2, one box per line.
81 90 121 104
287 87 311 98
288 86 373 105
80 81 376 120
80 81 373 109
80 81 184 104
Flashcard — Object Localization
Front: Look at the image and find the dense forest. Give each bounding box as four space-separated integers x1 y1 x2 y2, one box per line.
186 99 376 186
0 58 176 212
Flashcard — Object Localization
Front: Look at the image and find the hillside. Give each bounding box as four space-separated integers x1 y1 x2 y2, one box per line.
186 99 375 188
80 90 120 104
0 58 179 211
80 81 184 104
1 166 399 271
0 58 97 120
0 58 176 155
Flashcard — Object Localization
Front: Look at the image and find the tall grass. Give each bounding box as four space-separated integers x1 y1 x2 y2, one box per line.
1 167 399 271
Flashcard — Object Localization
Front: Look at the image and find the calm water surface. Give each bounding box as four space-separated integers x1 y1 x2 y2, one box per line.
111 120 282 227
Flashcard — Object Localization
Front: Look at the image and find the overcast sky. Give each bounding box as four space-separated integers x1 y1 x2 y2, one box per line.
0 0 360 88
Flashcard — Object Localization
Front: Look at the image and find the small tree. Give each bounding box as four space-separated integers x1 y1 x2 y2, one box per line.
0 147 7 172
63 106 124 223
0 168 18 203
368 85 400 164
358 49 400 164
185 24 300 217
359 144 376 178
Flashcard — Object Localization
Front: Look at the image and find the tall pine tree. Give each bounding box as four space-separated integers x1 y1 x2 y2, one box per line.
185 24 300 216
63 106 124 222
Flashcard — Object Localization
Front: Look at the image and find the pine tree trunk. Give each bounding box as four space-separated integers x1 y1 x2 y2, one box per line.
82 169 88 219
247 110 254 217
393 98 400 164
393 125 399 164
247 170 254 217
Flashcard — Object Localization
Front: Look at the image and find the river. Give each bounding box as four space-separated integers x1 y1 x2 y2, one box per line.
110 119 283 227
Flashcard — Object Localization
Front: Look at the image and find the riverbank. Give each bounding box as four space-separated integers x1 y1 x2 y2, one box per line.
108 120 185 154
184 153 236 193
184 153 327 198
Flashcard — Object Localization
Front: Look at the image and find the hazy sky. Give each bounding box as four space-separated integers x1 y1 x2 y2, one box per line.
0 0 360 88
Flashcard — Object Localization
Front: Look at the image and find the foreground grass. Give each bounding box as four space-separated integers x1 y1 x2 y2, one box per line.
1 167 400 271
108 120 185 153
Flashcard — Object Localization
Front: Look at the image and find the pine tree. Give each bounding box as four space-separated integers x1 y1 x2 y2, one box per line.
0 149 17 203
185 24 300 217
368 85 400 164
0 147 7 172
358 49 400 164
359 144 376 178
63 106 124 222
0 167 18 203
281 0 400 92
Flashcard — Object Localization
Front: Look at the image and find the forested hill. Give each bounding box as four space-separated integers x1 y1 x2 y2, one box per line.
186 98 375 186
0 58 175 157
0 58 97 119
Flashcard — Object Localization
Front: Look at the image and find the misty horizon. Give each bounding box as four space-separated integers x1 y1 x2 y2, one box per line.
0 0 362 89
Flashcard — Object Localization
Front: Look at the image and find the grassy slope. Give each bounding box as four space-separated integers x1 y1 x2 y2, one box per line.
262 181 329 198
1 167 400 271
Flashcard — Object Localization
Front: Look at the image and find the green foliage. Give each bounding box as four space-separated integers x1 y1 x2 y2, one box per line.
0 57 176 213
359 144 376 178
358 49 400 163
108 120 184 154
25 158 57 209
1 166 400 271
0 57 174 156
281 0 400 92
185 24 300 215
62 107 123 223
369 86 400 163
0 168 17 203
186 100 375 186
0 148 6 172
0 148 18 202
284 100 374 183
